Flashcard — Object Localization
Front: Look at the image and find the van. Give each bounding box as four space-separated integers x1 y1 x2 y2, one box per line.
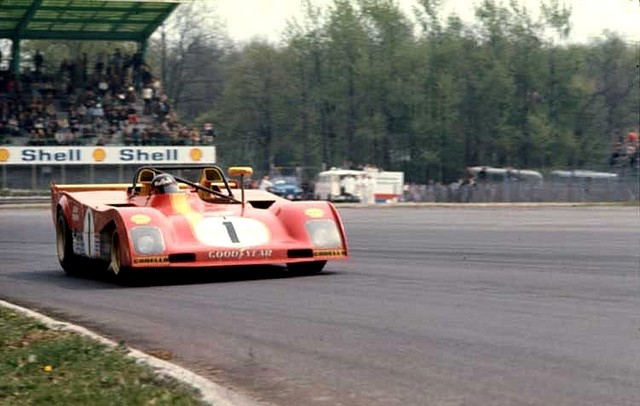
314 168 367 202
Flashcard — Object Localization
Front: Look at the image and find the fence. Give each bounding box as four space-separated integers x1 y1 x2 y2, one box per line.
403 173 639 203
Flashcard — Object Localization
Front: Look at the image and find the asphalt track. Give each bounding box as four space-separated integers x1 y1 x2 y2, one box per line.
0 206 638 406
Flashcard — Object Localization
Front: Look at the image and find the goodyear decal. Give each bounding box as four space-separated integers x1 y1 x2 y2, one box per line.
208 248 273 260
131 214 151 225
133 256 169 266
305 208 325 218
82 208 97 258
313 249 346 257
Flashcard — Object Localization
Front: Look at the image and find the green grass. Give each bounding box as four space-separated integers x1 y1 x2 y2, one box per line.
0 306 206 406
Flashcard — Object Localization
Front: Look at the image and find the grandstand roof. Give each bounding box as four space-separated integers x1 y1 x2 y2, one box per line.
0 0 183 42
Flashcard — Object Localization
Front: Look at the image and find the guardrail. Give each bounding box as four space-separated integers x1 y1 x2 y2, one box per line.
0 196 49 205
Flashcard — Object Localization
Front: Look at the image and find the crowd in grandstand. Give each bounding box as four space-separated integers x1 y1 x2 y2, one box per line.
0 49 215 147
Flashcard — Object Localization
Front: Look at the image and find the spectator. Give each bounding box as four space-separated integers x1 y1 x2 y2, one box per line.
189 128 200 145
34 50 44 74
202 122 216 144
156 96 170 121
125 86 136 103
142 85 153 115
259 175 273 190
140 64 152 87
94 51 105 76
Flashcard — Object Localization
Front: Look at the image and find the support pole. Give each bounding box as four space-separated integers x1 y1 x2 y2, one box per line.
10 38 20 75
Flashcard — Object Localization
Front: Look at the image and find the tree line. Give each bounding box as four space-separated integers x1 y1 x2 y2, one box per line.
21 0 639 183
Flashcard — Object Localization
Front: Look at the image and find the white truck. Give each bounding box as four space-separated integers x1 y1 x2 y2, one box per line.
314 168 404 203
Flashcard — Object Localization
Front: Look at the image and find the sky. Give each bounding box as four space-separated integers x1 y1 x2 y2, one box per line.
214 0 640 44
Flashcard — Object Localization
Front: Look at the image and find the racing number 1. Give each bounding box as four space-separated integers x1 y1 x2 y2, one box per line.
223 221 240 243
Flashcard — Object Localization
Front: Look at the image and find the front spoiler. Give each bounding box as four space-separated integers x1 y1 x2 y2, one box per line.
129 247 347 269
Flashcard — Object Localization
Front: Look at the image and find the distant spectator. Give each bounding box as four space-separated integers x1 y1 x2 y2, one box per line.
202 123 216 144
125 86 136 103
34 50 44 74
189 128 200 145
142 85 153 115
141 64 152 87
112 49 123 77
94 51 105 76
156 97 170 121
259 175 273 190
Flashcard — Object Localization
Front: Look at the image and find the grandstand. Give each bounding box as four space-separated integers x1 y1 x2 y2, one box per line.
0 1 205 148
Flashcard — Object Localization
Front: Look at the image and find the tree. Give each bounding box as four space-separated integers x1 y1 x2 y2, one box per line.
147 0 230 120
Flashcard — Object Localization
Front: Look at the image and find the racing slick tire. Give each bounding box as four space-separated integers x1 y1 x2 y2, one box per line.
109 232 131 281
286 260 327 275
56 210 83 275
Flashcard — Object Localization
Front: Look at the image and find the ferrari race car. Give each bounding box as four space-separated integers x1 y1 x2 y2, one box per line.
51 164 348 279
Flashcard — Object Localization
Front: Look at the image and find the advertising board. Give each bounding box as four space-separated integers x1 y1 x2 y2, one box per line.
0 146 216 165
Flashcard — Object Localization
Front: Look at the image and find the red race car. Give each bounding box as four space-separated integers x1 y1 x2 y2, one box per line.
51 165 348 279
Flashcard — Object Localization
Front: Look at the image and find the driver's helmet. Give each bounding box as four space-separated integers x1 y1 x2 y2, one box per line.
150 173 179 194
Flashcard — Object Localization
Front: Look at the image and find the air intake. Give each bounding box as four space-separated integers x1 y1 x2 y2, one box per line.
169 253 196 263
287 249 314 259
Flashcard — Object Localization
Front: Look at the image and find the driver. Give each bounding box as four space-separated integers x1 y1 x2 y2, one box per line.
150 173 180 194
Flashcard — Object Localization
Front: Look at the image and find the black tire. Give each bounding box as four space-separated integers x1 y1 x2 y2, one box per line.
108 233 131 280
56 211 83 275
286 260 327 275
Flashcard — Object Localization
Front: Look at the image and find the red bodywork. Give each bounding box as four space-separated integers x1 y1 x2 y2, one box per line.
51 171 348 272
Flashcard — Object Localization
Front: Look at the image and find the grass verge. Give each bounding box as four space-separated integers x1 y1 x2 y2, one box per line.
0 306 206 406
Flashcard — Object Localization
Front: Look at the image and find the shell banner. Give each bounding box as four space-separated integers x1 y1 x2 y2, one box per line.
0 146 216 165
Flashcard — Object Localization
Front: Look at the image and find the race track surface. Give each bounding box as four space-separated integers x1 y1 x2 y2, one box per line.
0 206 638 406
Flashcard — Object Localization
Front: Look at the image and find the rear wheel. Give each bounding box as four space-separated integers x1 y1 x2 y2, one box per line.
109 233 131 280
56 211 83 275
287 260 327 275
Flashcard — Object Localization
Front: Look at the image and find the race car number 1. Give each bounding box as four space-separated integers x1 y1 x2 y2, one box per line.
222 221 240 243
194 217 270 247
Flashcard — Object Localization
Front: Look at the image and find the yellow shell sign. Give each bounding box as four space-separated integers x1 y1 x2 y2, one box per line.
190 148 203 161
92 148 106 162
305 208 325 218
0 148 9 162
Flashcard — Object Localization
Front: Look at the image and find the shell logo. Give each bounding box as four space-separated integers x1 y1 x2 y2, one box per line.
0 148 9 162
130 214 151 225
190 148 203 162
305 208 325 218
93 148 106 162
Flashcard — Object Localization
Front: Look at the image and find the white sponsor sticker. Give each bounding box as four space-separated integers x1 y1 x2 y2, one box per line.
194 217 270 247
82 209 95 257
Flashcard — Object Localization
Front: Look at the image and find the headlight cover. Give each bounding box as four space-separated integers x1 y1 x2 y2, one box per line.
131 226 165 255
305 220 343 248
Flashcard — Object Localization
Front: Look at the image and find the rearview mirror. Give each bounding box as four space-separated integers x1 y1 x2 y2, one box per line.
228 167 254 177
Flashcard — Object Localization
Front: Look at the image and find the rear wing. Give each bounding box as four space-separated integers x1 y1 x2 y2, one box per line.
51 183 131 193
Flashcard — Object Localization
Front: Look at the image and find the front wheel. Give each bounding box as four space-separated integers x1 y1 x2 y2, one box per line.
286 260 327 275
109 233 131 280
